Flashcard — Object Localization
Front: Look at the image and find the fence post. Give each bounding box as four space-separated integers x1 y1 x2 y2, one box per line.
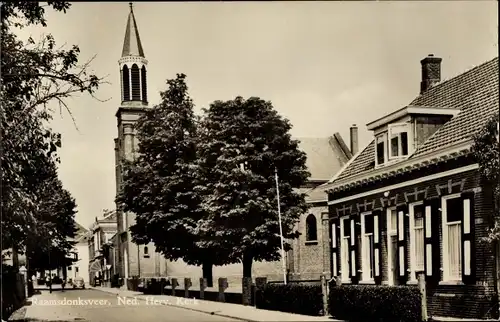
254 277 267 308
321 273 329 316
184 278 192 298
417 271 428 321
218 277 228 302
171 278 179 297
200 278 207 300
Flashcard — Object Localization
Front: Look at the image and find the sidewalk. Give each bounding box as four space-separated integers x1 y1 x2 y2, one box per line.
90 286 338 322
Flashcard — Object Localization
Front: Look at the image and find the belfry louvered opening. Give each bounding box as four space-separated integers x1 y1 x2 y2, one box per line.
141 66 147 103
131 64 141 101
122 65 130 101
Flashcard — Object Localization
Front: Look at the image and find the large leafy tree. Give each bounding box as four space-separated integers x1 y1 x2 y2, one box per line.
117 74 230 286
1 1 104 254
472 113 500 242
195 96 310 278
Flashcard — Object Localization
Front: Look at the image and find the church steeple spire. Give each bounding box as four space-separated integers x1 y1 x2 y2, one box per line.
119 2 148 106
121 3 145 58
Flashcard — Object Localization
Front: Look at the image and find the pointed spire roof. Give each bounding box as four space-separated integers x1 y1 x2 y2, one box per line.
121 3 145 58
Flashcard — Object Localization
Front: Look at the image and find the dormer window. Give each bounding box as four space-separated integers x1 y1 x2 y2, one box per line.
388 123 410 159
375 123 412 167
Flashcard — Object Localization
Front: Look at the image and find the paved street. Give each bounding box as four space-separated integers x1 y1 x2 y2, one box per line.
11 288 239 322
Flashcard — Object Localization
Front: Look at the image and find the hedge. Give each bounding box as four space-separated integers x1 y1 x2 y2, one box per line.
255 283 323 316
329 284 421 322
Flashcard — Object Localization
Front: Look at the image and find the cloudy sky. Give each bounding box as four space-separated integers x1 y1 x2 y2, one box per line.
17 1 497 228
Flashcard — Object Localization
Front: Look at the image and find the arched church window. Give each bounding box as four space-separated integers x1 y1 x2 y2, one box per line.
306 214 318 241
122 65 130 101
141 65 147 103
131 64 141 101
144 246 149 258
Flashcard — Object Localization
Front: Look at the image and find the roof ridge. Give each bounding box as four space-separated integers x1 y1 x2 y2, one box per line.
411 56 498 101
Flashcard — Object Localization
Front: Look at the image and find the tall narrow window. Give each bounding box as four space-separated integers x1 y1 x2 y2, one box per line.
306 215 318 241
122 65 130 101
361 213 375 281
443 196 462 280
131 64 141 101
141 66 147 103
387 208 398 285
144 246 149 258
410 203 425 279
340 216 350 282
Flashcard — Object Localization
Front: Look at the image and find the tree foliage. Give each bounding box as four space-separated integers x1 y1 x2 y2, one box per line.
117 74 231 281
1 1 104 263
472 113 500 243
195 96 310 277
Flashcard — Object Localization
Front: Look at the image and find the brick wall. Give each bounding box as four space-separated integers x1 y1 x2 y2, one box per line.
329 168 498 319
292 204 328 281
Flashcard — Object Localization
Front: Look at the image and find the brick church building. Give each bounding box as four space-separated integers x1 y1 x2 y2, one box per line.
112 4 358 288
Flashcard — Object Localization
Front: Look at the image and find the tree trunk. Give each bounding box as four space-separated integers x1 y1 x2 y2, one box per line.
202 261 213 287
242 250 253 279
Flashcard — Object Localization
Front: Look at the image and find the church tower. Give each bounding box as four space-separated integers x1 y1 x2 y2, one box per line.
114 3 167 281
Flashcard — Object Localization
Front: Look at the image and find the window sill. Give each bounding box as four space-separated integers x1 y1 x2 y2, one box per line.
439 280 464 286
407 280 418 285
305 240 318 245
359 280 375 285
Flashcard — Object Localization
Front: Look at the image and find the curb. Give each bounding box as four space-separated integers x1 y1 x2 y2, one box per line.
90 287 257 322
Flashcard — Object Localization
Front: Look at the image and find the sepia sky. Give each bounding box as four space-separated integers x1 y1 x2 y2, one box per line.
16 1 498 228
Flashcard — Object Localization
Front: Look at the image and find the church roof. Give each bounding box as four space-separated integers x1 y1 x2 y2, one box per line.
296 135 352 181
122 3 145 58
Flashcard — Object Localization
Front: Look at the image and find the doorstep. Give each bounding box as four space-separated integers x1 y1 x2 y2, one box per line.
90 286 339 322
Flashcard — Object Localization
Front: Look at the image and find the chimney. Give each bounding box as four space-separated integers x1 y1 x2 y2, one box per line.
350 124 359 155
420 54 442 94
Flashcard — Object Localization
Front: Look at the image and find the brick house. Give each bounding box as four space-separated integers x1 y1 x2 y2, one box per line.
322 55 498 319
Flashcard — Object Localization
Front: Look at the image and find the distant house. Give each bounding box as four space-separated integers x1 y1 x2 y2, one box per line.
88 211 118 286
323 55 498 319
67 222 90 284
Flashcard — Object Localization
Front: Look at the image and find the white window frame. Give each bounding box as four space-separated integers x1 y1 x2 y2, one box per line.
441 193 462 282
409 201 425 282
361 212 375 283
375 132 388 167
388 123 411 160
386 207 397 285
339 215 351 283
